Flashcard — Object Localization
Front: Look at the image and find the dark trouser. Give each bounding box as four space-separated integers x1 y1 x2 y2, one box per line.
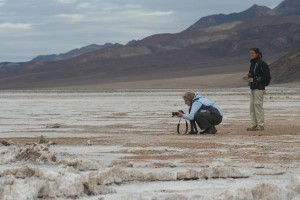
194 112 222 130
190 120 198 132
189 106 198 132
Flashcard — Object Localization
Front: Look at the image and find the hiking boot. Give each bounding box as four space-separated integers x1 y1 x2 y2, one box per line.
207 126 217 134
246 126 257 131
254 125 264 131
188 131 198 134
201 126 217 134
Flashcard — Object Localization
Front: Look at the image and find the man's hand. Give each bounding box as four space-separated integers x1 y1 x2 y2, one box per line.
177 112 183 118
243 75 248 81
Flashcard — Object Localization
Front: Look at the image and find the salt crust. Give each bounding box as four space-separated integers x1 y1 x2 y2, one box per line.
0 143 299 199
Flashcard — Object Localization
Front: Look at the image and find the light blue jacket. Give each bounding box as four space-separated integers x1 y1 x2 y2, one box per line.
183 92 223 120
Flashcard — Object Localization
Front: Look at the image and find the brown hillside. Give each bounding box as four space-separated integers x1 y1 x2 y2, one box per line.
270 47 300 83
0 15 300 89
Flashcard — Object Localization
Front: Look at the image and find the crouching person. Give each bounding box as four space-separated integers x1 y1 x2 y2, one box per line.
176 91 223 134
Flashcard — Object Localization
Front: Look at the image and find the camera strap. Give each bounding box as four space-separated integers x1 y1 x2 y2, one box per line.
177 118 188 134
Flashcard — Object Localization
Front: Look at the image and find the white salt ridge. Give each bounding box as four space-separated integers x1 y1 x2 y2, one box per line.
0 164 251 199
2 151 298 200
214 180 300 200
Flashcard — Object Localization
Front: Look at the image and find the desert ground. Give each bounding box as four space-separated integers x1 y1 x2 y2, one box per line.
0 86 299 200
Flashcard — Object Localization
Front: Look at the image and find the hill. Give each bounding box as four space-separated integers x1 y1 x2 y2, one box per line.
270 47 300 83
185 0 300 31
0 0 299 89
31 43 122 62
184 4 272 31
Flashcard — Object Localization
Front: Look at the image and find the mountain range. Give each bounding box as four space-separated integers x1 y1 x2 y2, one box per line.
31 43 123 62
185 0 300 31
0 0 299 89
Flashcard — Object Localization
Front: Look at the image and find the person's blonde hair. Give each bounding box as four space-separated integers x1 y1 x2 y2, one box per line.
182 91 195 101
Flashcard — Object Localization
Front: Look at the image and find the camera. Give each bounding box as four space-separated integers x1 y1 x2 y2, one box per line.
171 110 184 117
171 112 179 117
248 73 257 86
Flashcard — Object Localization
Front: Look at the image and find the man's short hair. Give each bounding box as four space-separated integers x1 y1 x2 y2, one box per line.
183 91 195 101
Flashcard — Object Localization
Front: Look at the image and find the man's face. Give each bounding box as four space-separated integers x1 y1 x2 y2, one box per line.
184 98 191 106
249 50 258 59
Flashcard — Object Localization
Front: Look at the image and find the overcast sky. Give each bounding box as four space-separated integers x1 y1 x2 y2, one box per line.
0 0 283 62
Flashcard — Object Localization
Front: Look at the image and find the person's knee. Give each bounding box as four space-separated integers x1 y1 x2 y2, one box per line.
214 116 222 125
194 113 203 124
194 112 205 120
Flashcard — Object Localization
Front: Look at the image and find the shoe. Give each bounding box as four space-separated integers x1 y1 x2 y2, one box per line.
201 126 217 134
206 126 217 134
254 125 264 131
188 131 198 134
247 125 264 131
246 126 257 131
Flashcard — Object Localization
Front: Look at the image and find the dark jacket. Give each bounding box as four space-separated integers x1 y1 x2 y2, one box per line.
248 58 270 90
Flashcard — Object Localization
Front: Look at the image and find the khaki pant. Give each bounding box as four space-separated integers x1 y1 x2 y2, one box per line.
250 89 264 127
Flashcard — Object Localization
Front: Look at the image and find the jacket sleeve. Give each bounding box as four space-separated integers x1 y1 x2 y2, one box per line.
256 61 269 83
182 101 202 120
260 61 270 82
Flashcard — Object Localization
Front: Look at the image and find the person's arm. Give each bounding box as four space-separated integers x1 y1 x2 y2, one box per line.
259 62 270 83
181 102 202 120
248 65 254 83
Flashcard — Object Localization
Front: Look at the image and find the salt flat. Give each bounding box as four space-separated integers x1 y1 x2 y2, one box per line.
0 87 299 200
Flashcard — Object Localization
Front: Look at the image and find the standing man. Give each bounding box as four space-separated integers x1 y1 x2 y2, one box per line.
246 47 271 131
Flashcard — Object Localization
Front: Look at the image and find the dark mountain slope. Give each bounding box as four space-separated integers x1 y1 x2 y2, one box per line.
270 47 300 83
1 0 300 89
185 0 300 31
31 43 122 62
1 15 300 89
185 5 272 31
273 0 300 15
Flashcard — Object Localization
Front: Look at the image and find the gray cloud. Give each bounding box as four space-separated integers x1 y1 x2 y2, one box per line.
0 0 282 62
